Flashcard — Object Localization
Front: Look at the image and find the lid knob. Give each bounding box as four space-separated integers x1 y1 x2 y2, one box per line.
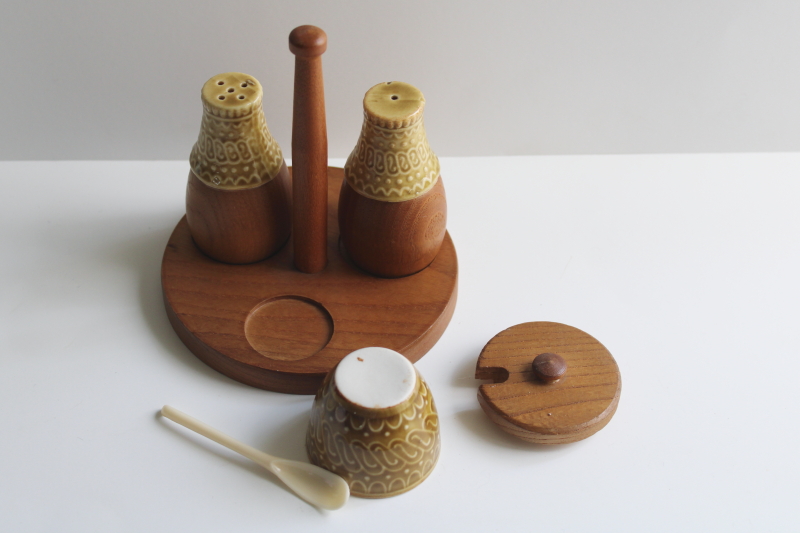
532 352 567 383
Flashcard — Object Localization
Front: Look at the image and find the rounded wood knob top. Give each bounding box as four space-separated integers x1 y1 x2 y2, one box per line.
532 352 567 383
289 25 327 58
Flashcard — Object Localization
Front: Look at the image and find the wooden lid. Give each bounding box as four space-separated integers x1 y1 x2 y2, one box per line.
476 322 621 444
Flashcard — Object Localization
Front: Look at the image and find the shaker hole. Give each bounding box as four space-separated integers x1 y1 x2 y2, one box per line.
217 80 224 85
218 95 225 100
391 95 399 100
241 82 247 87
238 95 245 100
227 87 234 93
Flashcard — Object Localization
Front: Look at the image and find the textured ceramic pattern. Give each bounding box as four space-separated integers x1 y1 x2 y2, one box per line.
189 73 284 190
344 82 440 203
306 370 441 498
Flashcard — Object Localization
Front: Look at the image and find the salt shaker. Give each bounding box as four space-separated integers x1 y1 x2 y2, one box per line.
186 72 291 264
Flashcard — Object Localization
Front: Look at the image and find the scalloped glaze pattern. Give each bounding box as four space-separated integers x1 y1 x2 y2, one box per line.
189 73 284 190
344 117 440 203
306 371 441 498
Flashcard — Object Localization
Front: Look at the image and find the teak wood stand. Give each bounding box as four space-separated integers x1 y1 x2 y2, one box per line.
161 27 457 394
162 167 457 394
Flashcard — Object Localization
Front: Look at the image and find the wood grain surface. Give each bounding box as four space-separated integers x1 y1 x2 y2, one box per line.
289 25 328 273
163 167 458 394
185 163 291 264
338 177 447 278
476 322 621 444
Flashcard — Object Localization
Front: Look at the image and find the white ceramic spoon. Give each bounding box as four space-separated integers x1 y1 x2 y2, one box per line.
161 405 349 510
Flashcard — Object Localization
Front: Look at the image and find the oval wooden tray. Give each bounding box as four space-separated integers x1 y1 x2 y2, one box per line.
162 167 458 394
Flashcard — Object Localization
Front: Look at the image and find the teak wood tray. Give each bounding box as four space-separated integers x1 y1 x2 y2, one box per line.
162 167 458 394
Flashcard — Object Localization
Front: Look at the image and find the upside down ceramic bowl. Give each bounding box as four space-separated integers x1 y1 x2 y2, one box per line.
305 347 440 498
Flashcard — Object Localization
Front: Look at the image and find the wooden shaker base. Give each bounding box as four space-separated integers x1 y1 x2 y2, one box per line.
185 163 292 264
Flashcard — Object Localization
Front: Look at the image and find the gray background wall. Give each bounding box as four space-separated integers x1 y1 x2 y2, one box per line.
2 0 799 160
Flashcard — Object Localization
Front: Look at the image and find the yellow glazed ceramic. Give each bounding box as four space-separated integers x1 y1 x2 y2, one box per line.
189 72 284 190
343 81 440 202
306 347 441 498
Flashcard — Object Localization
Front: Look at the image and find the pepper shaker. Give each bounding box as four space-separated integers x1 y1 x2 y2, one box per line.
338 82 446 278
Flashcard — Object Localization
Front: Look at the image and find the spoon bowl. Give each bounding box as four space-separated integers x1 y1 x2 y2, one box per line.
271 458 349 510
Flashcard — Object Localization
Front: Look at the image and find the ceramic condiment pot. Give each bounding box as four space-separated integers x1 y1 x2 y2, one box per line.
338 82 447 278
306 347 441 498
186 72 291 264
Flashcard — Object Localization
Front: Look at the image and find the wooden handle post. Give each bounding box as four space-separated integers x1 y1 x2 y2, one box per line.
290 25 328 273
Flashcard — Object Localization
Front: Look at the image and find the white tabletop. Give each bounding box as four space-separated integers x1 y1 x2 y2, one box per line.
1 155 798 531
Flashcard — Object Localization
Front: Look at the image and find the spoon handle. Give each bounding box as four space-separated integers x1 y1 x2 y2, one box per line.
161 405 275 471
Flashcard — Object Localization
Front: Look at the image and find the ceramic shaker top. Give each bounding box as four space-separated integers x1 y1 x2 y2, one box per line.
189 72 284 190
344 81 440 203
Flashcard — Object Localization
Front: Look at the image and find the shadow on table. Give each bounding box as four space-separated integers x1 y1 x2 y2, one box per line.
134 214 249 388
450 349 482 388
256 406 312 461
29 205 246 387
454 408 585 454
